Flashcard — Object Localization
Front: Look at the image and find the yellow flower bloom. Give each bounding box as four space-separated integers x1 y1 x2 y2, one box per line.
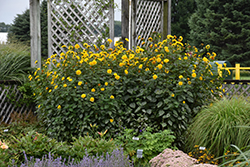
62 77 65 81
206 45 210 49
38 105 41 108
61 45 66 48
192 73 196 78
49 89 52 93
156 57 161 63
115 75 120 80
164 59 169 63
178 81 183 86
90 97 94 102
107 69 112 74
153 74 158 80
171 93 175 97
139 64 143 69
105 82 108 86
101 88 105 91
183 101 185 104
110 119 114 123
81 94 86 98
178 57 182 60
75 44 80 49
157 64 163 69
107 39 112 43
76 70 81 75
91 88 96 92
57 105 61 109
63 84 67 87
148 37 153 41
188 81 191 85
145 68 149 71
110 95 114 99
78 81 83 86
164 46 169 52
54 85 58 89
125 38 129 42
124 70 128 75
179 75 183 79
184 56 188 60
199 76 203 80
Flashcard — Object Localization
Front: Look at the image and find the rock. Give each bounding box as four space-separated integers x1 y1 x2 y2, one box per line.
149 148 218 167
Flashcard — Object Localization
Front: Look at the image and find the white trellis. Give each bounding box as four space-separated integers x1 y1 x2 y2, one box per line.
29 0 170 66
47 0 114 56
122 0 169 49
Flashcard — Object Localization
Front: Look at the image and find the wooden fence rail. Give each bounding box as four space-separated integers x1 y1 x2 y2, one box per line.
218 63 250 80
0 81 34 124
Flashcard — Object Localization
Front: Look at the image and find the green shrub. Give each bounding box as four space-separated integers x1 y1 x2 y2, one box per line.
114 127 176 165
30 34 226 146
186 97 250 158
67 135 119 162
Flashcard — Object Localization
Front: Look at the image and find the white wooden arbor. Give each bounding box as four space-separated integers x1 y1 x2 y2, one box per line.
29 0 171 68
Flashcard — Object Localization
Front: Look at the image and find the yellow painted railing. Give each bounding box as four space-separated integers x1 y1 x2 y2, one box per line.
218 63 250 80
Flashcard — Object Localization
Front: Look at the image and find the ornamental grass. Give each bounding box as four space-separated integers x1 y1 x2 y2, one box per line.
186 97 250 158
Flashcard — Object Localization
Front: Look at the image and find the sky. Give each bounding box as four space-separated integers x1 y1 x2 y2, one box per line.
0 0 121 25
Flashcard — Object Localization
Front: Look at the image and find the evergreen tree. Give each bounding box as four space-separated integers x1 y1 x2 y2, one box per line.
171 0 196 43
8 9 30 44
8 0 48 57
189 0 250 66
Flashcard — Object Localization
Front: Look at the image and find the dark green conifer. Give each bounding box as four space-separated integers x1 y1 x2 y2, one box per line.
189 0 250 66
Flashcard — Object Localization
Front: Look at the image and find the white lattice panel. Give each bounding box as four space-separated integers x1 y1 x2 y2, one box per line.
135 0 163 47
48 0 114 56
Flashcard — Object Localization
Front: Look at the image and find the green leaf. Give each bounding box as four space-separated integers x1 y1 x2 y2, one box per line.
127 89 133 94
129 103 136 108
168 120 173 126
161 122 167 127
157 101 163 108
159 110 164 116
147 109 152 114
155 89 163 94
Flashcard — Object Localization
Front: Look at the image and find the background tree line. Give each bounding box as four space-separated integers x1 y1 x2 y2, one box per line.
0 22 11 32
7 0 250 66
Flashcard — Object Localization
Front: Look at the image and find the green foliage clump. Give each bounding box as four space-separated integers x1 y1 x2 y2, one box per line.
67 135 118 162
186 97 250 158
114 128 176 165
189 0 250 66
30 34 226 147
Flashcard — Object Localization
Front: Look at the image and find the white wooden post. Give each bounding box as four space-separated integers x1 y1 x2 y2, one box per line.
47 0 52 58
30 0 41 68
109 1 114 48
